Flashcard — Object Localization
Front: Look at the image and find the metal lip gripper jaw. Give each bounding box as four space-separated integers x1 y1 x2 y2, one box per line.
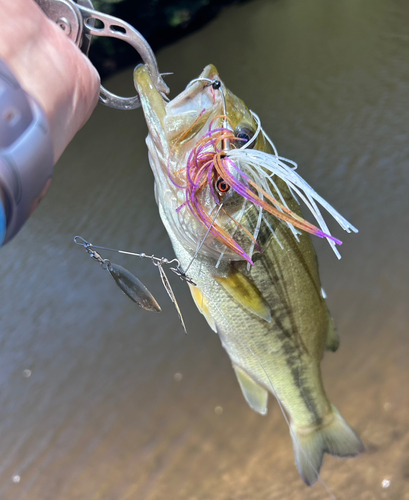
34 0 170 110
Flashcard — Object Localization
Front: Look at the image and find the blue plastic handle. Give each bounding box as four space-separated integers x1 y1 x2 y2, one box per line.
0 199 6 246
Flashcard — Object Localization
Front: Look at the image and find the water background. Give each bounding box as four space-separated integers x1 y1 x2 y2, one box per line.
0 0 408 498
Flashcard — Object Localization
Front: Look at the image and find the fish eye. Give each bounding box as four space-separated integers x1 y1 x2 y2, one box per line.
216 177 230 194
234 124 256 149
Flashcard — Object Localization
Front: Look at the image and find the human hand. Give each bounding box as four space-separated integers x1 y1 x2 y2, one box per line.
0 0 100 162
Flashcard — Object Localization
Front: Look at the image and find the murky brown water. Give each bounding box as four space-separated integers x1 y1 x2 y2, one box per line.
1 0 408 498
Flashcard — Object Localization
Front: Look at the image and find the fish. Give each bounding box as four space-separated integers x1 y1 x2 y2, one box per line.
133 63 364 486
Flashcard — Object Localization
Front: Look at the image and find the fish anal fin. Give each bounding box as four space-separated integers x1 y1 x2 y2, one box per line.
325 314 339 352
215 271 271 323
233 365 268 415
188 284 217 333
291 405 365 486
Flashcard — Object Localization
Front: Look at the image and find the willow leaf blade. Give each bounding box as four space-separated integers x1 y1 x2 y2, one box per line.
108 263 161 313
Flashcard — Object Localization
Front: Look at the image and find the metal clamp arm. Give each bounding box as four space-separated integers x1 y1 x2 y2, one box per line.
35 0 169 110
77 4 169 109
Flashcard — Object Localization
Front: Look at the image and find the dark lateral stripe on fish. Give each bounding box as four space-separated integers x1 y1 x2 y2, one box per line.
251 237 324 423
290 364 323 426
256 249 309 355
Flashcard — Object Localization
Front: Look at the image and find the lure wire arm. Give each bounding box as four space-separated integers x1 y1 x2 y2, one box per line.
73 235 110 268
74 236 191 333
73 236 196 285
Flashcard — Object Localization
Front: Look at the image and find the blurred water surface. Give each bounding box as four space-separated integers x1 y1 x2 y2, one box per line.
0 0 408 498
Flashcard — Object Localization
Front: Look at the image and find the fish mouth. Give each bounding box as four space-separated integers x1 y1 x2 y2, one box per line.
159 64 247 262
163 65 223 143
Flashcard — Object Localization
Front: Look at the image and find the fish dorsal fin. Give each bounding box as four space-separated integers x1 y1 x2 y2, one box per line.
324 314 339 352
188 284 217 333
233 365 268 415
215 270 271 322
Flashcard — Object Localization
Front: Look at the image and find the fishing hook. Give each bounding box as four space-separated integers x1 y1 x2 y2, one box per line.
185 77 230 150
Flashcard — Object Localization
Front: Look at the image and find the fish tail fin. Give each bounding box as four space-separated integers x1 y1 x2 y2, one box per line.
291 405 365 486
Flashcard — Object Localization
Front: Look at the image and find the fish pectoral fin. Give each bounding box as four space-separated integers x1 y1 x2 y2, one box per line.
215 271 271 323
233 365 268 415
324 314 339 352
188 284 217 333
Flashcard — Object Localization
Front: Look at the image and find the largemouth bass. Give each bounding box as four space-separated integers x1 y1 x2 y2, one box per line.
133 63 364 485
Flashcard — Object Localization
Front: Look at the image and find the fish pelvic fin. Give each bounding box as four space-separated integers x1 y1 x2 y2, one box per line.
233 365 268 415
291 405 365 486
324 314 339 352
